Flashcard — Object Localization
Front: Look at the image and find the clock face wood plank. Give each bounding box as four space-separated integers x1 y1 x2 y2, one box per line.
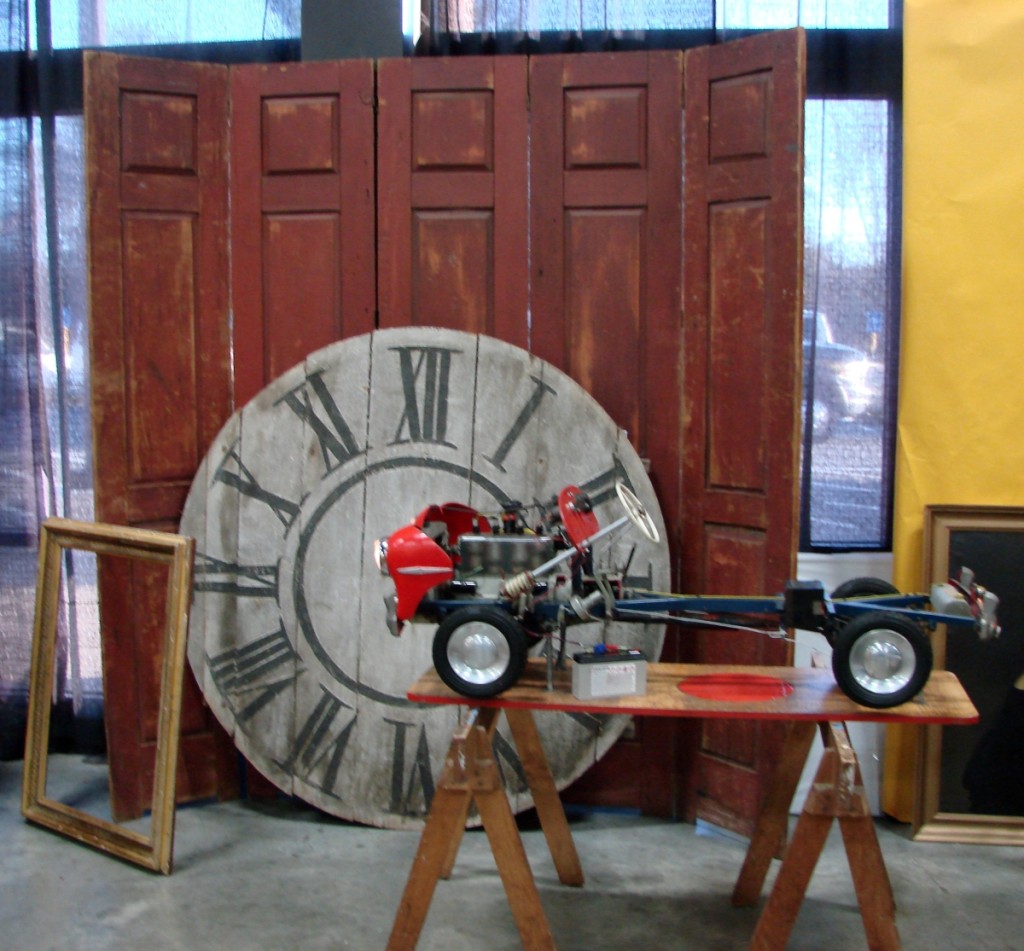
181 327 670 827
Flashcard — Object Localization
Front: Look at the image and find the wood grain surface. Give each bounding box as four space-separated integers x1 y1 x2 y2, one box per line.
409 658 979 726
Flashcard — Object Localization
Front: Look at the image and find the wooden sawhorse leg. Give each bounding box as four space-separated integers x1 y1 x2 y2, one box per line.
733 719 819 906
505 707 585 887
387 706 583 951
433 708 584 888
737 721 900 951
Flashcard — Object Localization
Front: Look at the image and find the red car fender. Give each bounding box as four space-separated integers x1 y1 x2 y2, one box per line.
385 523 455 623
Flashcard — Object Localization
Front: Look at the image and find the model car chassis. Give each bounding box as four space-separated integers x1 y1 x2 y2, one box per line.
376 483 999 709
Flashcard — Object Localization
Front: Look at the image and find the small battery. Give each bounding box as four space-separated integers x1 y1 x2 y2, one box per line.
571 647 648 700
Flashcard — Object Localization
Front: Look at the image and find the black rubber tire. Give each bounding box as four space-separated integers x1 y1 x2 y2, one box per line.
812 396 834 441
831 610 933 708
432 606 528 698
831 577 900 600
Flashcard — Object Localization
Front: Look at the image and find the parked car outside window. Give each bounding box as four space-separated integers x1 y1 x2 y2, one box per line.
803 311 883 441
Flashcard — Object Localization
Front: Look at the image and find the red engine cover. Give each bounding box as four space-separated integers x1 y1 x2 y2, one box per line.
414 501 491 554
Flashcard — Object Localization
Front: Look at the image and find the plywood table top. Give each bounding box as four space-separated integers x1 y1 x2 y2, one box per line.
408 658 978 725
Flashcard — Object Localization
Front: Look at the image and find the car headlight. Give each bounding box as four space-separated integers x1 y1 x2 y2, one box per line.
374 538 389 576
839 358 870 388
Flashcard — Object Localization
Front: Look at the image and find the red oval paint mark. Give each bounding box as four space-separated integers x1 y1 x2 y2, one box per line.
678 673 794 703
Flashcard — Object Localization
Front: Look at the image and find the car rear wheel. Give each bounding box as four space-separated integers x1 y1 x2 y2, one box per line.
811 395 834 440
831 577 900 600
432 606 528 698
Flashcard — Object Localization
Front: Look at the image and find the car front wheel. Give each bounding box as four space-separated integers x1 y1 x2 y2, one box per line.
432 606 528 698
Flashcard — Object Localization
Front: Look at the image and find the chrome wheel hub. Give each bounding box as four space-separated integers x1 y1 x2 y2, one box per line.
447 622 511 686
849 628 916 695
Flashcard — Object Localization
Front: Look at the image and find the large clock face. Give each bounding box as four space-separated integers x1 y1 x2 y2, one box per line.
182 328 669 828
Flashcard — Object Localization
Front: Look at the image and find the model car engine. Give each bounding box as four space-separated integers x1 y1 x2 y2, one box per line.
457 534 556 597
376 491 608 637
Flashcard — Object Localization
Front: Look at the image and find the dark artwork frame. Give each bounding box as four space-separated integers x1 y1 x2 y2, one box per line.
913 505 1024 845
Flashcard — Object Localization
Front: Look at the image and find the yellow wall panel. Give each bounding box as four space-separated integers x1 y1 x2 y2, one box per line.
885 0 1024 818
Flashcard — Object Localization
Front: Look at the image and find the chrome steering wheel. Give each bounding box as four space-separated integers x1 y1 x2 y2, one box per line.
615 481 660 544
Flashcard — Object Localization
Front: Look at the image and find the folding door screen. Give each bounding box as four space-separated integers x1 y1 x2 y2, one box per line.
87 30 803 831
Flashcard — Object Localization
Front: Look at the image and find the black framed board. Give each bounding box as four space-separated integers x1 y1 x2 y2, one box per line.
914 505 1024 845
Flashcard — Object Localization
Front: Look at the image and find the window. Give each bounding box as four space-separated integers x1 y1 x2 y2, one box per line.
37 0 300 47
802 98 897 549
718 0 890 29
413 0 891 36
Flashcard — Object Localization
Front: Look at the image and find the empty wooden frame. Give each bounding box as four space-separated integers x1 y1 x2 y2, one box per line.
914 505 1024 845
22 518 195 873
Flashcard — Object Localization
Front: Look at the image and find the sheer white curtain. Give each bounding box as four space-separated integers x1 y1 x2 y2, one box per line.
1 45 100 756
0 0 302 759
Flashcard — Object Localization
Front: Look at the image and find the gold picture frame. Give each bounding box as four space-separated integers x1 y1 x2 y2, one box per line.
21 518 195 873
914 505 1024 845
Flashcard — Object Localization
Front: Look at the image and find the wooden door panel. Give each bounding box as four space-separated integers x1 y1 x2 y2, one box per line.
122 215 200 482
682 29 806 833
86 52 237 820
707 204 770 491
530 51 683 815
220 60 376 800
377 57 528 345
230 61 376 405
530 52 683 571
563 209 644 440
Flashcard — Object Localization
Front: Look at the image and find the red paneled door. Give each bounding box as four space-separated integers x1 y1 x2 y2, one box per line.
528 51 685 814
87 54 378 819
86 53 237 819
223 60 378 798
230 60 376 405
680 29 806 834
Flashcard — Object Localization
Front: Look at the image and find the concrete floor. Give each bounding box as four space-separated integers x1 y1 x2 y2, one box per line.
2 756 1021 951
